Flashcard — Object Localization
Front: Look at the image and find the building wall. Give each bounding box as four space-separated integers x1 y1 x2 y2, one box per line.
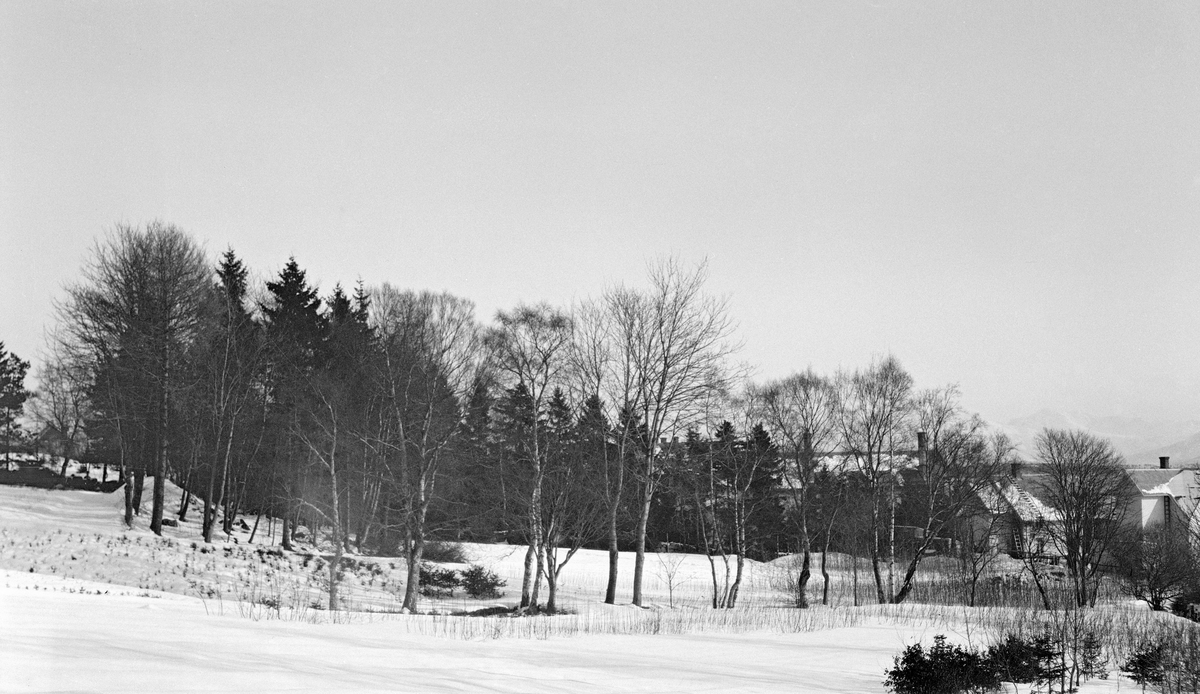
1141 496 1166 528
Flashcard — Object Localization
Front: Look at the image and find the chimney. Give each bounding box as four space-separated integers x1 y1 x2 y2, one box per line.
1160 456 1170 470
1011 461 1022 479
916 431 928 465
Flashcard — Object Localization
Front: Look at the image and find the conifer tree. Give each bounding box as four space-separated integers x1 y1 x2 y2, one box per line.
0 342 31 467
261 257 326 550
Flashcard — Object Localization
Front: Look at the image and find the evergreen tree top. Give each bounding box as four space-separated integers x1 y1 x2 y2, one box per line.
216 247 248 304
264 257 321 317
0 342 31 423
352 280 371 324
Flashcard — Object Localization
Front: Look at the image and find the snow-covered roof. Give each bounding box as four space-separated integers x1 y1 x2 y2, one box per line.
1125 468 1187 496
975 474 1062 524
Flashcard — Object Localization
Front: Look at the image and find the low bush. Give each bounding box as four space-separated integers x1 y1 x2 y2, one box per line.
461 564 506 599
986 633 1050 685
422 541 466 564
1121 643 1166 693
419 563 461 597
884 635 998 694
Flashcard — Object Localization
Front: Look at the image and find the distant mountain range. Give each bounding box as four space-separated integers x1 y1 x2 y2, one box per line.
995 409 1200 468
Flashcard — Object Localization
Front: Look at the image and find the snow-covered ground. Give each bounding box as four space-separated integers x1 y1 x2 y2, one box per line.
0 467 1137 692
0 572 928 693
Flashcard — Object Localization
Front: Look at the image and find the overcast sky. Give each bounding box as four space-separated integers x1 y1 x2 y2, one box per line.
2 1 1199 424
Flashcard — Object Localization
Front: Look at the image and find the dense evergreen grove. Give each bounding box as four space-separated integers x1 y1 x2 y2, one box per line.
16 221 1185 614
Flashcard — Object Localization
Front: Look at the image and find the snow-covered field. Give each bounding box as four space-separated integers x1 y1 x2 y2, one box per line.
0 465 1137 692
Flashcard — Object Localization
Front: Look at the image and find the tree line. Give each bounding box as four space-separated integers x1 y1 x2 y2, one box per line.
16 221 1167 613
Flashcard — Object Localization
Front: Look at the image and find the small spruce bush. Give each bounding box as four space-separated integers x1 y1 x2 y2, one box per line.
1121 643 1165 693
418 563 461 597
461 564 506 599
884 635 999 694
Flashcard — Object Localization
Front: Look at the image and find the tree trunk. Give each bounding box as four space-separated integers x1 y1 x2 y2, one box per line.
328 454 343 612
520 543 536 609
150 386 168 536
281 514 293 551
729 553 745 609
632 486 653 607
530 539 544 612
820 548 830 606
870 501 887 604
402 535 424 612
132 468 145 514
122 462 134 527
248 512 261 544
544 546 558 613
604 513 620 604
852 551 860 607
401 493 430 612
797 549 811 608
178 487 191 522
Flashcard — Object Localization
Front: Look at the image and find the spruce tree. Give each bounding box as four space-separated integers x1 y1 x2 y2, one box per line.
0 342 31 467
262 257 325 550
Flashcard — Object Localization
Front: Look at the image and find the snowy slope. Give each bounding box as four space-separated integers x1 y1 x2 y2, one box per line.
0 478 1137 692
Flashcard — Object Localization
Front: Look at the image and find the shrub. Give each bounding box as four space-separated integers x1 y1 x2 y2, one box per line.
461 564 506 599
884 635 999 694
418 563 461 597
987 633 1049 685
1171 581 1200 621
1121 643 1165 693
422 541 466 564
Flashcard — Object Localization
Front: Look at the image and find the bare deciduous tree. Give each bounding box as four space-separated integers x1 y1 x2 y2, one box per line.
58 222 210 532
757 369 836 607
891 387 1008 604
30 335 92 478
833 354 913 603
608 258 738 607
485 302 573 612
372 286 483 612
1035 428 1136 608
1116 522 1195 611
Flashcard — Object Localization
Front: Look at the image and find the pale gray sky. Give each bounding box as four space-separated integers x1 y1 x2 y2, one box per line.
2 1 1199 424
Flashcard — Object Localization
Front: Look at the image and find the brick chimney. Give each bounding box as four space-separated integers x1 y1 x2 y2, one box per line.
1160 456 1170 469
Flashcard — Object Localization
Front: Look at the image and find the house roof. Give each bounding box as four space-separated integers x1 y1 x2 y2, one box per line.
1125 468 1186 496
1012 481 1062 522
983 476 1062 523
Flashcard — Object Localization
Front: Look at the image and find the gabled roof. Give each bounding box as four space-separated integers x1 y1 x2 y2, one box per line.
1125 468 1187 496
982 476 1061 523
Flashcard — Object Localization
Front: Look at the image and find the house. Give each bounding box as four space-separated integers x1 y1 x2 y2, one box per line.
968 456 1199 564
971 464 1064 562
1122 457 1197 532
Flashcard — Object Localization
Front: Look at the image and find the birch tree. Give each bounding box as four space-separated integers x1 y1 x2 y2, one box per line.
606 258 737 607
756 369 836 607
833 354 913 604
372 286 482 612
486 303 573 612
